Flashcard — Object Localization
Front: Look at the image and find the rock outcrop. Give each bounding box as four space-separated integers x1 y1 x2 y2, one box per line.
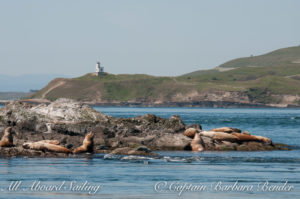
0 99 289 157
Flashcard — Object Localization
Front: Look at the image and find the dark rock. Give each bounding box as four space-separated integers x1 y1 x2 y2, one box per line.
96 145 109 150
65 144 73 149
151 134 192 150
136 146 151 153
201 136 214 150
109 147 157 156
214 141 238 151
236 142 274 151
60 137 67 144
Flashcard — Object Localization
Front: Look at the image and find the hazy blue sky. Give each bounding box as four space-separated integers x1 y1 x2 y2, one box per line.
0 0 299 77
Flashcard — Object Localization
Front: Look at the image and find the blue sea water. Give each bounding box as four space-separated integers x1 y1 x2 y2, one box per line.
0 106 299 199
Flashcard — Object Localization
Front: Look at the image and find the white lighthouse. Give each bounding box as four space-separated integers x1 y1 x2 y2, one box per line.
95 61 104 76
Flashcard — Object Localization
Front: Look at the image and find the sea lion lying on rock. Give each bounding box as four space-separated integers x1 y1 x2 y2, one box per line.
231 132 272 144
0 127 14 147
213 132 239 142
73 132 94 154
37 140 61 145
190 133 204 152
199 131 216 138
254 135 272 144
211 127 241 133
184 128 200 138
23 140 71 153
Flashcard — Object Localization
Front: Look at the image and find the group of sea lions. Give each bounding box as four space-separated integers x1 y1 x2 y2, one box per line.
184 127 272 152
1 126 273 154
0 127 94 154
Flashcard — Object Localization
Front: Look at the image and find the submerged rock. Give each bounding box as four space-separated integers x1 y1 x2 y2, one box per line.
109 147 158 156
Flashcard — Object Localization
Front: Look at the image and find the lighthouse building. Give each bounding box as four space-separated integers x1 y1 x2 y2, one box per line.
95 62 104 76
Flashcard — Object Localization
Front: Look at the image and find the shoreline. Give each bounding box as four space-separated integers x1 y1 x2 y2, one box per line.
1 99 300 108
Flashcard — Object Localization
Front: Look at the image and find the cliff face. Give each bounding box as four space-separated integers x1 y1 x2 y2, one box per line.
29 46 300 107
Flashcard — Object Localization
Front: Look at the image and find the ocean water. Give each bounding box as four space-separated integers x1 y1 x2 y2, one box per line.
0 106 299 199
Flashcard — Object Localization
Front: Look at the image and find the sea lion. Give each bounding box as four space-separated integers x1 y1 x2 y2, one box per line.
190 133 204 152
184 128 199 138
23 141 71 153
213 132 239 142
231 132 272 144
36 140 60 145
199 131 216 138
211 127 242 133
253 135 272 144
0 127 14 147
73 132 95 154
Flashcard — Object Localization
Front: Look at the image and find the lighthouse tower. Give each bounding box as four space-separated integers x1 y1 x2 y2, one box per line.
95 61 104 76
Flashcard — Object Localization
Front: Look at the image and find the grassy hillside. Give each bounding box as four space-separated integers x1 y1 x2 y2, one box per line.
32 73 195 102
31 46 300 106
219 46 300 68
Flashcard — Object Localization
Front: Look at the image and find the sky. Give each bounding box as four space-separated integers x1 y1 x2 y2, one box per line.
0 0 299 77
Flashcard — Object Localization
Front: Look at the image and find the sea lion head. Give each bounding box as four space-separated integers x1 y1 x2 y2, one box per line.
86 132 95 140
243 131 251 135
4 127 13 134
85 132 95 152
22 142 32 149
4 127 15 141
184 128 199 139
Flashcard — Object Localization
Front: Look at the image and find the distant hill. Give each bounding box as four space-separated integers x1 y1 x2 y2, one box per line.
30 46 300 107
220 46 300 68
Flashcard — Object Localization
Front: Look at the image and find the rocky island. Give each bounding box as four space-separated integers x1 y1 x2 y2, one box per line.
0 99 288 158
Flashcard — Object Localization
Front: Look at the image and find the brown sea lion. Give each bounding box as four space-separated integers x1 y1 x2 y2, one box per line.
190 133 204 152
211 127 242 133
37 140 60 145
243 131 251 135
73 132 94 154
199 131 216 138
23 141 71 153
213 132 239 142
254 135 272 144
231 132 272 144
231 132 257 141
184 128 199 138
0 127 14 147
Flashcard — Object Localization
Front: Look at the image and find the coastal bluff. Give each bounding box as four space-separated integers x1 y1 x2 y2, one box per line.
0 99 288 157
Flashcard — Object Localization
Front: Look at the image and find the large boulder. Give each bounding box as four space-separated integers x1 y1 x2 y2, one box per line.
0 99 110 135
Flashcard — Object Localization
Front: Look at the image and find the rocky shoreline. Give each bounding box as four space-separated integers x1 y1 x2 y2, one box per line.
0 99 289 158
2 98 300 108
